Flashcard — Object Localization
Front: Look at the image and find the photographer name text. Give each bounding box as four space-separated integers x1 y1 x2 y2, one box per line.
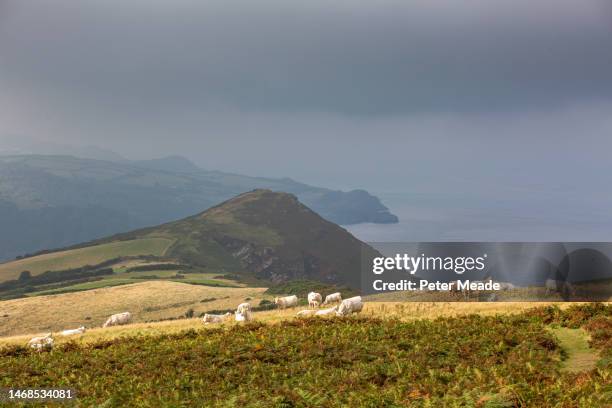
372 279 501 292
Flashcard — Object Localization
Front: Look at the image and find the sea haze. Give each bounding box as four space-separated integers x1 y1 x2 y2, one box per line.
346 192 612 242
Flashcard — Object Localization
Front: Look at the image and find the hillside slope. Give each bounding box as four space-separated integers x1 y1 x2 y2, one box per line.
0 190 378 289
0 154 397 261
1 304 610 407
0 281 266 336
102 189 378 286
0 238 173 282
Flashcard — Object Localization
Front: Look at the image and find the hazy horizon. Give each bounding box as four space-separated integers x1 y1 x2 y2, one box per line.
2 0 612 239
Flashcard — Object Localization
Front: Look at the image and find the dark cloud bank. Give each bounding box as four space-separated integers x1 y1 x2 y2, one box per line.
1 0 612 239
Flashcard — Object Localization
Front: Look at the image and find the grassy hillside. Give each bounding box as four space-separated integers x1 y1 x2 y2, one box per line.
113 189 379 287
1 304 610 407
54 189 378 287
0 190 378 295
0 300 581 344
0 281 267 336
25 271 240 297
0 238 173 282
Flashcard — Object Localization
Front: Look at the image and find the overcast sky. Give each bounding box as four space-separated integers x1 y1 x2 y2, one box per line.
1 0 612 194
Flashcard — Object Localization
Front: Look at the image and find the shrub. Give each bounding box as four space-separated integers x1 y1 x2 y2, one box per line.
127 263 190 272
18 271 32 281
264 280 356 299
253 299 276 311
213 273 242 281
2 312 610 406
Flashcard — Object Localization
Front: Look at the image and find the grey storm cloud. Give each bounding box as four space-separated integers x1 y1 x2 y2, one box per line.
1 0 612 197
1 0 611 116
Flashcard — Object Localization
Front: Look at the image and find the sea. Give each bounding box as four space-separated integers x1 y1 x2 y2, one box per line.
344 191 612 243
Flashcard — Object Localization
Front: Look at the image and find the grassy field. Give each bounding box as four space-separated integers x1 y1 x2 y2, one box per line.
109 259 180 273
26 278 141 296
0 295 589 343
0 281 267 337
24 271 241 297
1 304 610 407
0 238 175 282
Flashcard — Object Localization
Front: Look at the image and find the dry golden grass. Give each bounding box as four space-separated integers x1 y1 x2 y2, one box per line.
0 281 266 337
253 300 582 323
2 292 600 348
0 318 214 347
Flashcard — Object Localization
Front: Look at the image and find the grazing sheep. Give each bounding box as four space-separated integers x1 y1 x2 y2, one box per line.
498 282 516 291
322 292 342 305
59 326 86 336
336 296 364 316
343 295 362 303
202 312 232 324
296 309 317 318
103 312 132 328
274 295 298 309
545 279 575 297
235 303 252 322
307 292 322 308
315 306 338 316
28 333 54 351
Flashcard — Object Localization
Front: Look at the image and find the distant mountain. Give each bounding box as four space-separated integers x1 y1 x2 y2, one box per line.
0 155 397 261
131 155 202 173
0 139 127 162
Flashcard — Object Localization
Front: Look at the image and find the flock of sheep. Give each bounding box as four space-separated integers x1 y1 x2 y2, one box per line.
202 291 363 324
27 312 132 351
27 293 362 351
26 278 576 351
26 325 89 351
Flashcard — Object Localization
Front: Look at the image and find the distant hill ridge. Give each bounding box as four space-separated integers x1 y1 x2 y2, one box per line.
0 154 397 261
94 189 378 286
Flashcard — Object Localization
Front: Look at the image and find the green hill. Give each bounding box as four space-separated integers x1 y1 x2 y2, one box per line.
0 238 173 282
99 189 378 286
0 190 378 294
